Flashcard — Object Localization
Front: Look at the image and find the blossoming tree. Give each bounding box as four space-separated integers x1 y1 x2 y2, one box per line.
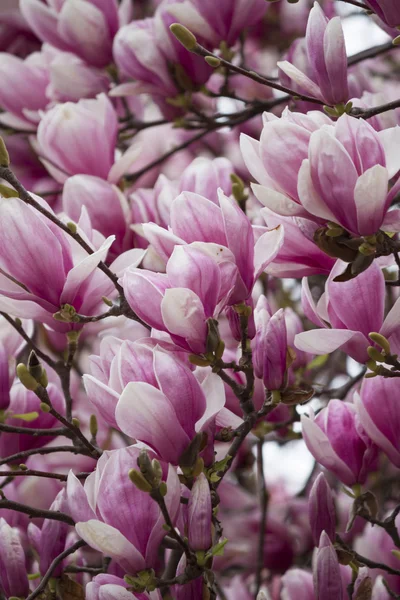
0 0 399 598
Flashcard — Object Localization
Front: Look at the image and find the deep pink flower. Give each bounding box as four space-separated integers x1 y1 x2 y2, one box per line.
302 400 378 486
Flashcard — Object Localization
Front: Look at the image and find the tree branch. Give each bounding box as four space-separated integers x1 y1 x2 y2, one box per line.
26 539 86 600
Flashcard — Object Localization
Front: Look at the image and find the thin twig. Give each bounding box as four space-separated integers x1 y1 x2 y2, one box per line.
255 437 268 598
36 386 101 458
26 539 86 600
337 535 400 576
191 43 326 106
348 40 395 67
0 312 58 370
0 469 89 482
0 498 75 525
0 444 92 467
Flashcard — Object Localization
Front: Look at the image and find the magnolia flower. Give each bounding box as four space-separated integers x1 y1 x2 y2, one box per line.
295 260 400 363
302 400 378 486
67 446 181 574
278 2 349 106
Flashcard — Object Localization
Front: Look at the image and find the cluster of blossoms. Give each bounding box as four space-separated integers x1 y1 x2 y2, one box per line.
0 0 399 598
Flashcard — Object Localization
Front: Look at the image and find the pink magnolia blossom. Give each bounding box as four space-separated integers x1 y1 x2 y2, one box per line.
259 210 335 278
44 46 110 103
0 51 49 130
83 338 163 429
280 569 314 600
140 190 284 303
87 574 162 600
20 0 120 67
178 157 233 205
163 0 267 47
37 93 118 183
295 260 400 363
0 518 29 599
364 0 400 28
115 349 240 465
308 473 336 546
355 516 400 594
63 175 132 259
113 18 178 99
241 108 331 215
301 400 378 486
253 296 288 392
243 110 400 237
122 243 238 353
355 377 400 468
278 2 349 106
67 445 181 574
28 489 69 576
187 473 212 551
314 532 343 600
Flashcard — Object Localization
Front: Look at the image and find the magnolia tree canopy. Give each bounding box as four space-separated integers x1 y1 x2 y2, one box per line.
0 0 399 598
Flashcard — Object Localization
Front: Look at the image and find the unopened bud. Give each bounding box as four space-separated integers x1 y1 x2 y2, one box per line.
151 459 163 486
129 469 152 493
169 23 198 51
215 340 225 360
369 332 390 355
137 448 153 478
159 481 168 496
39 369 48 388
72 417 80 428
206 318 220 354
19 464 28 471
205 56 221 68
0 137 10 167
366 359 379 373
189 354 211 367
271 390 281 405
40 402 51 413
28 351 43 382
179 432 204 472
0 184 18 198
102 296 113 307
359 242 376 256
16 364 38 392
367 346 385 363
89 414 98 439
66 221 77 234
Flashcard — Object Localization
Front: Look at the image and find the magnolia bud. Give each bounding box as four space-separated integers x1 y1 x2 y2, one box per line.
309 473 336 545
169 23 198 51
129 469 153 493
205 56 221 68
89 414 98 439
16 364 38 392
0 137 10 167
368 332 391 355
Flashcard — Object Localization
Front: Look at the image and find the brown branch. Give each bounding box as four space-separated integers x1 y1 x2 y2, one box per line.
348 40 395 67
36 386 101 458
336 535 400 576
255 436 268 598
191 44 326 106
352 98 400 120
0 469 89 481
0 498 75 525
0 444 92 467
0 312 59 370
0 422 68 436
